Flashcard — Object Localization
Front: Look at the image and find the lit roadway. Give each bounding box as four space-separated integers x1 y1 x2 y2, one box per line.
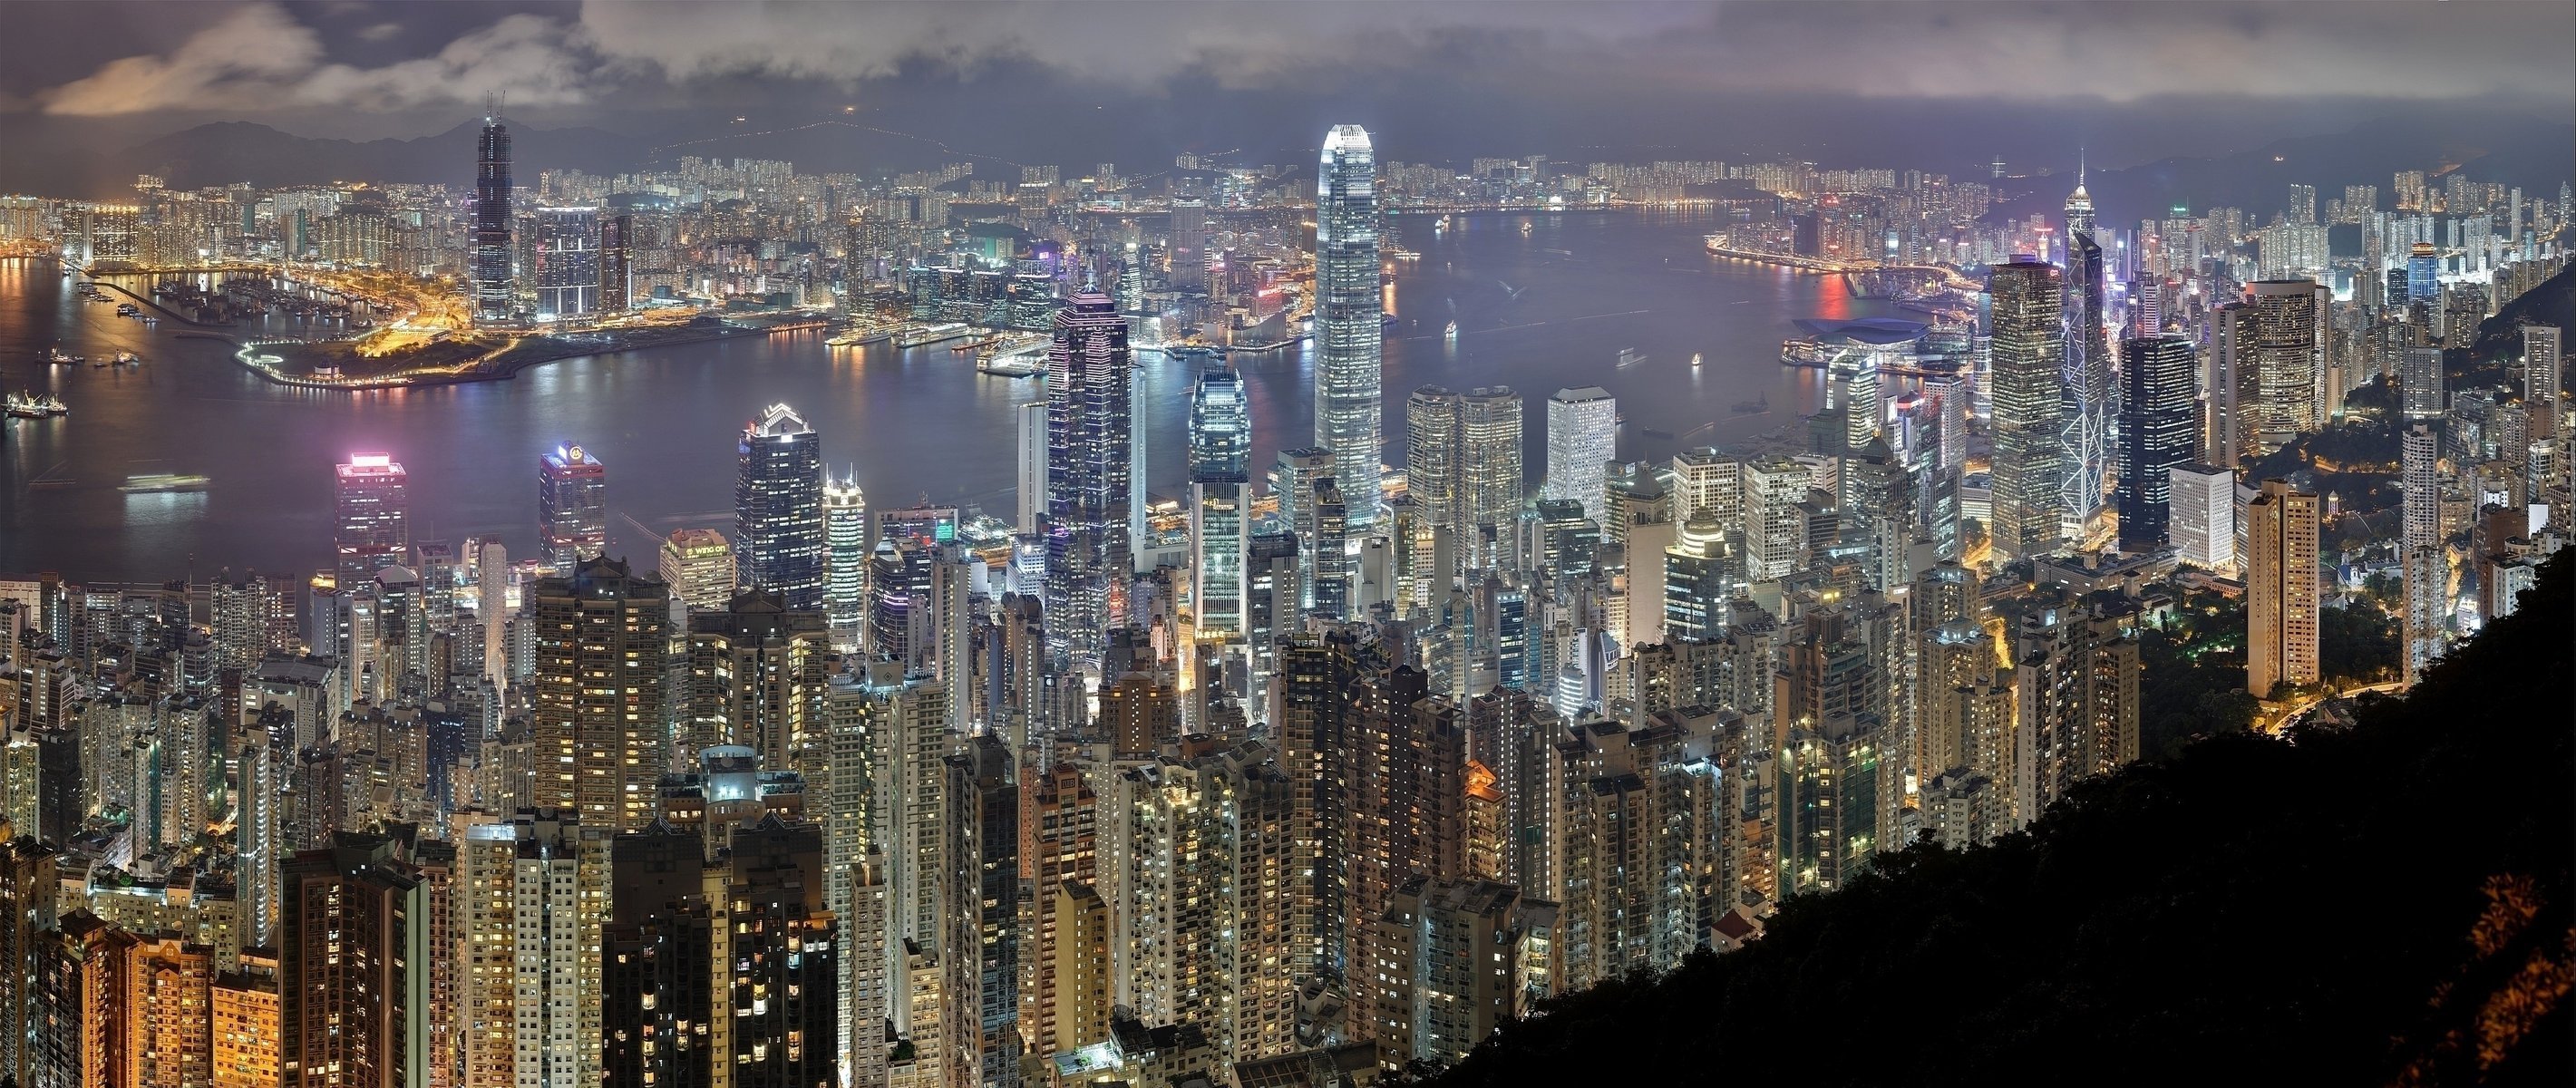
2255 679 2405 737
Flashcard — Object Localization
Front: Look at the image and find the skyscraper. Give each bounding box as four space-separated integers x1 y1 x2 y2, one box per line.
281 833 429 1088
1987 257 2069 561
1315 124 1384 525
472 112 513 324
2401 345 2447 422
656 527 735 617
2117 336 2198 550
2400 423 2444 688
2169 464 2237 572
1191 356 1251 640
533 207 600 319
537 444 607 570
598 211 632 313
335 452 409 585
2245 478 2321 697
2245 280 2325 454
528 556 671 831
824 471 868 653
1410 386 1527 572
1045 292 1133 665
2063 172 2112 536
1541 386 1617 520
458 811 610 1088
2527 325 2562 441
735 403 826 611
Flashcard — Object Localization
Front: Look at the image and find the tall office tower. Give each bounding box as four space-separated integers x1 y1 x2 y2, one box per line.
1661 518 1734 640
478 539 511 689
736 403 827 611
1276 632 1361 980
2400 424 2445 688
1311 479 1351 619
1315 124 1384 524
598 211 632 313
1045 292 1133 665
528 557 671 831
2010 599 2140 824
281 832 429 1088
1541 386 1618 520
823 471 868 653
2406 242 2439 316
2243 280 2325 453
1366 878 1548 1070
603 819 838 1088
2401 345 2448 422
2245 478 2322 697
1115 743 1299 1068
2527 325 2563 439
1016 399 1049 534
532 207 600 319
1672 447 1744 527
2168 464 2238 572
472 112 513 323
335 452 410 584
1191 357 1252 640
657 528 736 616
1020 761 1100 1060
1987 257 2069 561
537 444 608 570
458 811 610 1088
2063 176 2112 535
681 589 829 771
938 736 1018 1088
2116 336 2198 550
1410 386 1525 572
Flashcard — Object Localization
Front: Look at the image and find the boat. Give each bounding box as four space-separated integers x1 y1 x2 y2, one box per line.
5 392 67 418
115 304 138 316
1692 352 1704 367
826 327 892 347
1618 346 1644 369
893 322 971 349
1434 215 1452 232
120 473 209 494
1731 393 1769 415
1519 220 1533 236
977 360 1044 378
1444 320 1459 341
44 347 77 364
114 352 141 365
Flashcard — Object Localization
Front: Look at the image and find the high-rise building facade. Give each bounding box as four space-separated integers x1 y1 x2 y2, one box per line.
658 527 736 617
1987 257 2068 561
2400 423 2445 688
2169 464 2237 572
1045 292 1133 665
1410 385 1525 571
528 557 671 831
2245 478 2321 697
2244 281 2326 454
335 452 410 585
2117 336 2198 550
458 811 610 1088
1541 386 1617 520
824 471 869 653
533 207 600 319
1315 124 1385 525
736 403 827 611
2062 175 2112 537
598 211 632 313
538 444 608 570
281 833 429 1088
1191 357 1251 641
472 114 513 324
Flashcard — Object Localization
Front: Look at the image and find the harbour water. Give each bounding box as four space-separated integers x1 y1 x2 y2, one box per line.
1 209 1890 581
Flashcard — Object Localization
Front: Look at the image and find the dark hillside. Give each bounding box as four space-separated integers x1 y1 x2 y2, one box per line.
1424 552 2575 1088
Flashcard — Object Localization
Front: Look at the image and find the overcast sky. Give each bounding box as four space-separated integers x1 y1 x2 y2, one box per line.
5 1 2570 172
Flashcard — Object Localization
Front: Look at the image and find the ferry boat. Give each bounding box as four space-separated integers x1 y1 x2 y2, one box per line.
1692 352 1704 367
1434 215 1451 232
115 304 139 316
120 473 209 494
114 351 141 366
44 346 79 364
5 392 67 418
894 322 972 349
1617 346 1644 369
1444 320 1459 342
1519 220 1533 236
826 327 893 347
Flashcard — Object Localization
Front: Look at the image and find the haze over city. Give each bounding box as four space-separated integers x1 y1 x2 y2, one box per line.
0 4 2569 1088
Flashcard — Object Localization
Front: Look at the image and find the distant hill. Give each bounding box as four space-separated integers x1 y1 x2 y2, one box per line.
1416 551 2575 1087
112 120 639 191
1994 112 2576 228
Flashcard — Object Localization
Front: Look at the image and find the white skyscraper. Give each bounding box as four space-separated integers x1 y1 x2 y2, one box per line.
2169 464 2237 573
479 539 510 691
1016 399 1049 533
1315 124 1384 525
824 471 868 653
1542 386 1618 520
459 811 611 1088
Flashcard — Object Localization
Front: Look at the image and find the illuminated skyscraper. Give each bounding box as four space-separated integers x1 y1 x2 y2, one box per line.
824 471 869 653
2527 325 2562 441
2406 241 2439 312
2245 478 2321 697
528 557 671 831
533 207 599 319
656 528 735 617
2116 336 2198 550
1542 386 1617 520
1316 124 1384 525
335 452 409 585
1987 257 2068 561
1045 292 1132 665
2401 423 2445 688
735 403 826 612
537 444 607 570
2063 182 2112 536
280 833 429 1088
598 211 632 313
2169 464 2236 572
458 811 610 1088
1409 385 1526 571
2245 280 2326 454
472 112 512 323
1191 356 1251 640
